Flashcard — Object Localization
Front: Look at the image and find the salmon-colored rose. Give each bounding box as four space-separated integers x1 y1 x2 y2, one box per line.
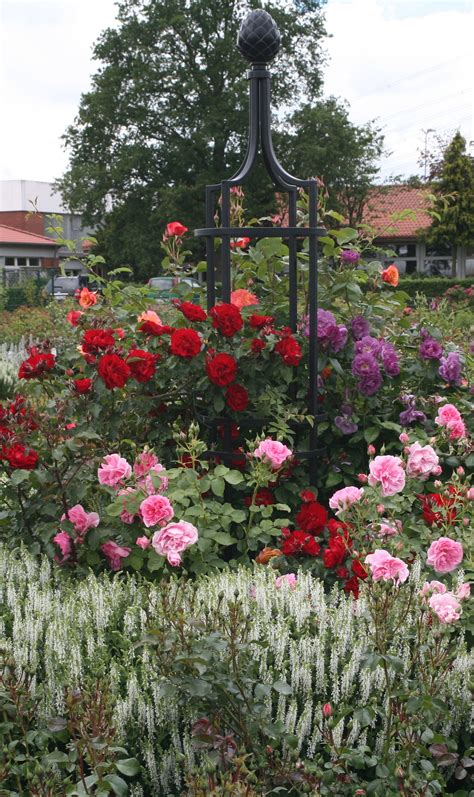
138 309 162 325
78 287 98 308
230 289 258 309
381 264 399 286
255 547 281 565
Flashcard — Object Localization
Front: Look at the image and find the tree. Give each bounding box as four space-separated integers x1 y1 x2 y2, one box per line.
57 0 328 279
426 132 474 276
278 98 384 225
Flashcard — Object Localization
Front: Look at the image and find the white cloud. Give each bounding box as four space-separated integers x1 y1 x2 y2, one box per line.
323 0 474 180
0 0 472 184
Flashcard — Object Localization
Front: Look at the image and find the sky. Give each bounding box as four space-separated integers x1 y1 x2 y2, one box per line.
0 0 473 185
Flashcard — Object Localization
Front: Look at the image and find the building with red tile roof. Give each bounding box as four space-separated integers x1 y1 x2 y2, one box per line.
0 223 60 284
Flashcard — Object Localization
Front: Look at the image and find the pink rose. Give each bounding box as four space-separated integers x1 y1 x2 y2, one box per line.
429 592 461 624
368 455 406 496
406 442 439 480
378 520 401 538
253 439 293 470
136 535 151 550
117 487 140 524
329 486 364 515
467 487 474 501
133 450 159 477
426 537 463 573
456 582 471 600
435 403 462 427
420 580 447 597
140 494 174 528
61 504 100 538
399 433 409 443
98 453 132 486
142 464 169 495
275 573 297 589
53 530 73 560
364 549 409 584
447 420 466 440
100 540 131 571
152 520 198 566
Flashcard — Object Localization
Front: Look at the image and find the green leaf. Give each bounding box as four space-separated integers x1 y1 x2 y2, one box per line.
364 426 380 443
10 469 31 486
223 470 244 485
272 680 292 695
102 774 129 796
116 758 141 776
210 477 225 497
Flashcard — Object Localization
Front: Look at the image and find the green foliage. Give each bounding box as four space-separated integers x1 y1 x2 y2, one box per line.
399 276 474 299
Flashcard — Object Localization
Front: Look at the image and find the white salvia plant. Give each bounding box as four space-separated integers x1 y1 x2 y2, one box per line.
0 546 472 794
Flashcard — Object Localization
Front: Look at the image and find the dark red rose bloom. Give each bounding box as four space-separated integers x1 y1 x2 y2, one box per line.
351 558 368 580
0 425 14 441
249 314 274 329
138 321 174 336
67 310 83 327
295 500 328 534
97 353 131 390
336 566 349 579
244 488 274 507
166 221 188 237
327 518 350 538
343 577 360 599
281 530 321 557
73 378 93 394
179 453 194 468
225 384 249 412
179 302 207 322
419 492 457 526
251 338 266 354
170 328 201 359
209 303 243 337
300 489 317 503
206 353 237 386
323 535 349 568
126 349 158 382
274 336 302 367
217 422 239 440
18 352 55 380
0 443 38 469
82 329 115 355
230 448 247 471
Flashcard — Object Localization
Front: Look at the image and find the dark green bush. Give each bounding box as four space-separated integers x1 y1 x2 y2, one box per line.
398 276 474 299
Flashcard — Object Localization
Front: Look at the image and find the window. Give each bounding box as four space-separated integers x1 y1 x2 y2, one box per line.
5 257 15 266
2 256 42 268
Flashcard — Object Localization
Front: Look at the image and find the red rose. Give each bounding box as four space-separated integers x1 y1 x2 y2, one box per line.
73 378 92 394
18 352 55 380
97 353 131 389
67 310 83 327
126 349 158 383
343 577 360 598
244 488 274 507
251 338 266 354
225 384 249 412
0 442 38 469
166 221 188 237
206 353 237 386
230 237 251 249
82 329 115 354
0 425 14 441
138 321 174 336
209 303 243 337
295 500 328 533
179 302 207 322
300 489 317 503
249 315 274 329
281 531 320 557
274 336 302 366
336 566 349 579
217 422 239 440
419 493 457 526
351 559 368 580
170 328 201 359
323 535 349 568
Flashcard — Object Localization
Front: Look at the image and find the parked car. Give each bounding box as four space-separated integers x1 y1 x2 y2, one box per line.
146 276 201 302
43 275 99 301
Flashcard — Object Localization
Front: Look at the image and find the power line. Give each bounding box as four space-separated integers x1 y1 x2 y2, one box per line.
388 110 472 136
349 55 470 102
373 91 469 124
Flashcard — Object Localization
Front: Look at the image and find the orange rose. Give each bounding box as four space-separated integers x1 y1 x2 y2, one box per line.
381 264 399 287
230 288 258 309
255 547 281 565
138 310 162 325
78 287 98 308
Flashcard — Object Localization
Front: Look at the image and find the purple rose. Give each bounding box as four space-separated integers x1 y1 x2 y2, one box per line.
355 336 381 356
351 315 371 340
358 372 383 396
380 341 400 376
335 415 358 434
340 249 359 264
439 352 462 385
332 324 348 353
352 352 380 379
317 309 337 341
399 406 427 426
419 337 443 360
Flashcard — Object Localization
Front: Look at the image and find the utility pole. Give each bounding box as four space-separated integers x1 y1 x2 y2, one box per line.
422 128 435 181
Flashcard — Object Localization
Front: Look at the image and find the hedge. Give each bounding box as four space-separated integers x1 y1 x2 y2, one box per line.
398 275 474 299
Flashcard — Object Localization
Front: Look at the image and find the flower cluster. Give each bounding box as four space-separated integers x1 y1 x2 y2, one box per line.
351 336 400 396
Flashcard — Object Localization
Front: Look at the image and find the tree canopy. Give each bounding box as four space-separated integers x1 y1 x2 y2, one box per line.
58 0 383 278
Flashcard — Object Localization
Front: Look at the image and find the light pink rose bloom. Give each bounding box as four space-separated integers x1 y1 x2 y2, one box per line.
117 487 139 524
152 520 198 566
368 455 406 496
275 573 297 589
399 433 409 443
420 580 447 597
429 592 461 624
98 453 132 486
426 537 463 573
467 487 474 501
435 403 462 427
100 540 131 571
61 504 100 538
329 486 364 515
136 535 151 550
378 520 401 538
447 419 466 440
142 464 169 494
133 450 159 477
364 549 409 584
53 530 73 559
456 583 471 600
140 494 174 528
406 442 439 480
253 439 292 470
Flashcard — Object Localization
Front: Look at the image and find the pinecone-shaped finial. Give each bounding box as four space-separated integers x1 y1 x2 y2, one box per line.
237 9 281 63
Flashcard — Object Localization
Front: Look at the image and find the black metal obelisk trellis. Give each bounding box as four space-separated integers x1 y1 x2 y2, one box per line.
194 9 325 485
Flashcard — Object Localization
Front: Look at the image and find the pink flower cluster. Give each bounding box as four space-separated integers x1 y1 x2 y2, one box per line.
364 549 409 584
329 486 364 515
100 540 131 571
368 455 405 496
98 453 132 486
406 443 440 480
435 403 466 440
426 536 464 573
275 573 297 589
151 520 198 566
61 504 100 538
253 439 292 470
